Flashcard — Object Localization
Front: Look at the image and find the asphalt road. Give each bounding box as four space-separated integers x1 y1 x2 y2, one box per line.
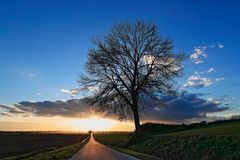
69 134 139 160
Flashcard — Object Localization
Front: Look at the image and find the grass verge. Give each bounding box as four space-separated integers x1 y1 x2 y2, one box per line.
94 133 160 160
108 145 161 160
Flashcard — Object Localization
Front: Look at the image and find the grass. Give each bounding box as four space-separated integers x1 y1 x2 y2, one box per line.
110 145 161 160
2 121 240 160
94 122 240 160
94 133 132 147
3 136 90 160
166 121 240 136
129 135 240 160
3 136 89 160
94 133 160 160
0 132 88 159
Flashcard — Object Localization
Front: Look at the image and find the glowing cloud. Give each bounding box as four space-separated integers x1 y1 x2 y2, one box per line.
190 43 224 64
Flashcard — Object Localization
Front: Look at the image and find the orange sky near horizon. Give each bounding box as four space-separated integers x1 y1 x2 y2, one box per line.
0 116 135 131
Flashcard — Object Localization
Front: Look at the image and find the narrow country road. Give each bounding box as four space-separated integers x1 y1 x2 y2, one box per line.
69 134 139 160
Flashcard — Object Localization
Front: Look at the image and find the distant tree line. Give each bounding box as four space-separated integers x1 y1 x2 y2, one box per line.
93 131 133 134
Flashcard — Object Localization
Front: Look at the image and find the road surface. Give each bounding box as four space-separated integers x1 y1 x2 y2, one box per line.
69 134 139 160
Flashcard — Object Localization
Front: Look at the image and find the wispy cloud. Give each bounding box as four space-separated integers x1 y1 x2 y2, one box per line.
60 88 79 96
210 43 224 49
19 72 36 78
183 69 225 89
190 46 208 64
81 86 98 92
187 42 225 89
207 95 232 107
1 112 14 117
190 43 224 64
194 60 203 64
194 67 215 75
183 75 212 88
0 104 26 114
207 67 214 73
183 73 225 89
216 77 225 81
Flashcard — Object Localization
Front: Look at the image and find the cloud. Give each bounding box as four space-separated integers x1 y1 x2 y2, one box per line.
1 112 14 117
218 44 224 48
194 60 203 64
216 77 225 81
190 43 224 64
190 46 208 64
85 86 98 92
207 67 214 73
142 55 154 65
0 104 26 114
195 67 214 74
183 69 224 89
183 75 212 88
142 92 229 123
207 95 232 107
60 88 79 96
141 55 183 73
0 99 93 118
19 72 36 78
210 43 224 49
0 92 229 123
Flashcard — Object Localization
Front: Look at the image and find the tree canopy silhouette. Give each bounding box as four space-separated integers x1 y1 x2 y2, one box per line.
79 21 184 133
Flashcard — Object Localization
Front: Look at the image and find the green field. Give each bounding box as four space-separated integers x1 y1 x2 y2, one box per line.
94 133 132 147
166 121 240 136
94 121 240 160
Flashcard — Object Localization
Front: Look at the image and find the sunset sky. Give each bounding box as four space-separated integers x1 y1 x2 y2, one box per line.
0 0 240 131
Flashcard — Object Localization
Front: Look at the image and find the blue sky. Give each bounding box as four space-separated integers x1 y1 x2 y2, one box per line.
0 0 240 117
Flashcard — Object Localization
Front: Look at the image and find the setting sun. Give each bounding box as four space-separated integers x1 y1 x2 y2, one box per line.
66 117 117 131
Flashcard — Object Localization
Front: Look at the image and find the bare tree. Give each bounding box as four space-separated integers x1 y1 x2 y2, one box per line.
79 21 184 133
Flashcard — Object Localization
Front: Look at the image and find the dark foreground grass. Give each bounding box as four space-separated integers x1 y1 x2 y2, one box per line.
0 132 88 159
110 145 161 160
129 135 240 160
3 136 89 160
94 133 161 160
94 122 240 160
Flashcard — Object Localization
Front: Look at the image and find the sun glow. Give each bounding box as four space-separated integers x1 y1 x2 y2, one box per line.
0 116 134 131
66 117 117 131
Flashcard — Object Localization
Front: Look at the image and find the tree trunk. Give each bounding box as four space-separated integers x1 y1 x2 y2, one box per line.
132 97 141 134
133 108 141 133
